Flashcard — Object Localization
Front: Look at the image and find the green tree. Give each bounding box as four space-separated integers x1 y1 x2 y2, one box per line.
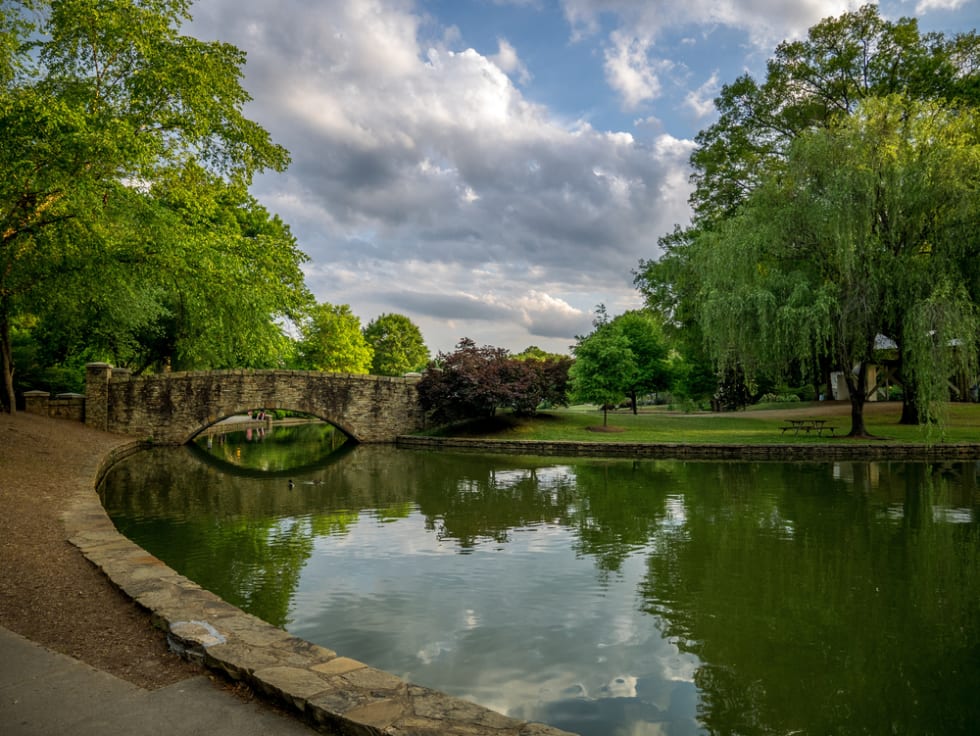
297 303 373 374
569 310 637 427
690 4 980 220
636 5 980 419
609 310 671 413
362 313 429 376
0 0 295 410
695 96 979 437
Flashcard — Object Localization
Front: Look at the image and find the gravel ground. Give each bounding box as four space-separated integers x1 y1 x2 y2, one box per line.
0 411 201 689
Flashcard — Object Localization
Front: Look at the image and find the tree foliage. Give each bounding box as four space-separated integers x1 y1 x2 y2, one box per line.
635 5 980 421
569 310 638 426
690 4 980 220
609 310 671 413
417 338 571 425
362 313 429 376
296 303 373 374
0 0 305 409
694 96 979 436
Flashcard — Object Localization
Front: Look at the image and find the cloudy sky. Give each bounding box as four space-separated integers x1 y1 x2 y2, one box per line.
188 0 979 356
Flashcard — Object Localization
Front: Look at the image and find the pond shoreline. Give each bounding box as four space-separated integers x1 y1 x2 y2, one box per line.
397 435 980 460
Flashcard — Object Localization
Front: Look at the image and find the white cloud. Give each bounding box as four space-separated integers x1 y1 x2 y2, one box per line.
188 0 695 353
684 71 721 119
915 0 969 11
492 37 532 85
561 0 863 47
603 31 664 109
560 0 865 107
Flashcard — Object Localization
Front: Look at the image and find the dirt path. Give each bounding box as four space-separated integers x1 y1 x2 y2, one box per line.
0 412 200 688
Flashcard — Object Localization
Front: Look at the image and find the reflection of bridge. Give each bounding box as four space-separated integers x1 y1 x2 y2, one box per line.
83 363 424 445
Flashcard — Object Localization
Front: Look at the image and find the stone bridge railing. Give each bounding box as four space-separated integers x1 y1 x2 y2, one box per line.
79 363 424 444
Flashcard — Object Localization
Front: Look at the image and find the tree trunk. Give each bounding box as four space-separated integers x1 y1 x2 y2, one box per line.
629 391 638 415
845 361 870 437
0 302 15 413
900 393 921 425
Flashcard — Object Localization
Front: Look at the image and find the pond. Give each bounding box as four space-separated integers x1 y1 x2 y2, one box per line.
99 427 980 735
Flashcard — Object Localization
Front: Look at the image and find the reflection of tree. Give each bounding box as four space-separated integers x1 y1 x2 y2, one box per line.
101 450 315 628
637 462 980 735
563 461 676 573
412 457 578 550
102 447 980 735
194 422 347 473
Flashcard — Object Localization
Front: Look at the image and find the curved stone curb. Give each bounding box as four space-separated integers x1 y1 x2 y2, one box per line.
396 435 980 460
65 439 575 736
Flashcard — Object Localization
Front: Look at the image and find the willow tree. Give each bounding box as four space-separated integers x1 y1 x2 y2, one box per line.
636 5 980 418
696 96 979 437
0 0 298 410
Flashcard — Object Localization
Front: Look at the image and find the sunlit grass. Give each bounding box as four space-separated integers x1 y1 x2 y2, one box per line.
425 401 980 445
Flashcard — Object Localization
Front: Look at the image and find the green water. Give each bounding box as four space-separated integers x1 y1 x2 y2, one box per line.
99 439 980 735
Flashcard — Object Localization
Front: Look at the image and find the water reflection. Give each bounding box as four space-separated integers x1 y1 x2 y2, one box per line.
100 446 980 735
192 418 348 474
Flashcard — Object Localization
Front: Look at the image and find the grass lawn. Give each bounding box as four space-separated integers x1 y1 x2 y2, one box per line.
425 400 980 445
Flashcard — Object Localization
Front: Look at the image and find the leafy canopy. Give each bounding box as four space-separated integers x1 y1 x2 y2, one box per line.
694 96 980 436
0 0 305 408
297 303 373 374
362 313 429 376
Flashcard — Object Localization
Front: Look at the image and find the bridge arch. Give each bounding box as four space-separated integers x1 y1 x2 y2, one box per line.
84 364 424 445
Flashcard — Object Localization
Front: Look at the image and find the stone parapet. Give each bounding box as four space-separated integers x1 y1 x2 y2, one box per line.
85 362 112 431
23 390 85 421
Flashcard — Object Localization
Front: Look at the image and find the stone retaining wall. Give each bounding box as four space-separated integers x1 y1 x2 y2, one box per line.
396 435 980 461
24 390 86 422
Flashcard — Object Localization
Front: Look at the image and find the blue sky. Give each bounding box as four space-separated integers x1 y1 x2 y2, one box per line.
188 0 979 356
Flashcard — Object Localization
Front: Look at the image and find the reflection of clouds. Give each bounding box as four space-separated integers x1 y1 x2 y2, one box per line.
417 639 453 665
289 467 704 735
933 507 974 524
663 494 687 527
661 640 698 683
600 674 638 698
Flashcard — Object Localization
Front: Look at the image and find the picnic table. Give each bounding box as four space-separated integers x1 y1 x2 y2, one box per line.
781 418 836 436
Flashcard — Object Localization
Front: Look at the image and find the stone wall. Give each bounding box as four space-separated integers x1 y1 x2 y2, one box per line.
396 435 980 461
86 365 424 444
24 390 86 422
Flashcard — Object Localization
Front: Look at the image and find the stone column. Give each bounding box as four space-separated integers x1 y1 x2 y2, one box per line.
85 362 112 431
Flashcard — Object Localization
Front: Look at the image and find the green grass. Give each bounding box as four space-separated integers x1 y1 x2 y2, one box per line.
423 401 980 445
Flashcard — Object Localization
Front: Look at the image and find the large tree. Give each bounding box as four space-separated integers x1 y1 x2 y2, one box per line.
609 310 671 414
569 310 638 427
695 96 979 437
362 313 429 376
636 5 980 420
0 0 298 410
296 303 373 374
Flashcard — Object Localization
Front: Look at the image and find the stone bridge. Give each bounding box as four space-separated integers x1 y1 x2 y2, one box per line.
82 363 424 445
